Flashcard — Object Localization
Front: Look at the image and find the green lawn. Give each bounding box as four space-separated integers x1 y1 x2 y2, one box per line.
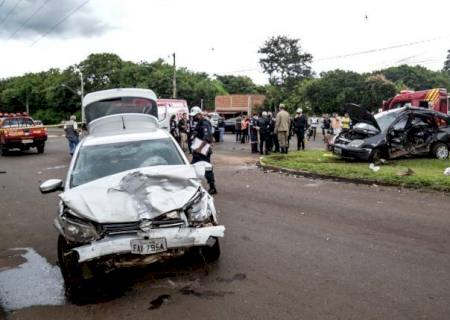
261 150 450 191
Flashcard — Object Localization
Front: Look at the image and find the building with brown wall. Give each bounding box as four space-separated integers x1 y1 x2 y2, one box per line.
215 94 265 116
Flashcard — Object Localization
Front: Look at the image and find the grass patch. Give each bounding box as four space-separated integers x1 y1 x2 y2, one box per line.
261 150 450 191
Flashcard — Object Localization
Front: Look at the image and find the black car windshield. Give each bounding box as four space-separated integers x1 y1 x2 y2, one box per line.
374 110 402 131
70 138 185 187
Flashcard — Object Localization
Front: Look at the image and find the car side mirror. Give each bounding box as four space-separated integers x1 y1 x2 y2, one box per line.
39 179 64 194
192 161 213 178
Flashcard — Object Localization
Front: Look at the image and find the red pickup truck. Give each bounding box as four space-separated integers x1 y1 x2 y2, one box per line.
0 112 48 155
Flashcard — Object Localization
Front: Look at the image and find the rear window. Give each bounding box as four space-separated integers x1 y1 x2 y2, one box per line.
85 97 158 124
70 138 185 187
1 118 34 128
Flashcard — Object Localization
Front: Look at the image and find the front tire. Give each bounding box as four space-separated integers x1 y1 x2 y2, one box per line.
37 144 45 154
57 235 84 298
369 148 382 163
432 143 449 160
198 237 221 263
0 147 8 156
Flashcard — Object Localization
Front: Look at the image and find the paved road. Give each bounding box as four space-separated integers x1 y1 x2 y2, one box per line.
0 135 449 319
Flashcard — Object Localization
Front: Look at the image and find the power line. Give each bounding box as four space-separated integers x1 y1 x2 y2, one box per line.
315 35 450 61
0 0 24 28
8 0 52 40
29 0 90 47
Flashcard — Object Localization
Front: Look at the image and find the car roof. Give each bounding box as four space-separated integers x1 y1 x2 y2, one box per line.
82 128 171 147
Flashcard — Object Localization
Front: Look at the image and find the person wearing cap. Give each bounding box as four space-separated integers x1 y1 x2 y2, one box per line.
275 104 291 154
64 115 79 156
293 108 308 151
189 106 217 195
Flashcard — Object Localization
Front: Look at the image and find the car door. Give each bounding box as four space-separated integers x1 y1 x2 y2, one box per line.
404 113 437 155
387 114 410 159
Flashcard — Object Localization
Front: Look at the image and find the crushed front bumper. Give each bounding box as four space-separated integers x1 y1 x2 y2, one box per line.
332 144 373 161
73 226 225 263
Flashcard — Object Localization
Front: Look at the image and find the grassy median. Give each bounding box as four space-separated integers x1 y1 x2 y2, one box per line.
261 150 450 191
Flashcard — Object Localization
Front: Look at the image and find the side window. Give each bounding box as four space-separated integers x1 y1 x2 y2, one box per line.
392 116 408 131
410 116 429 127
434 116 449 128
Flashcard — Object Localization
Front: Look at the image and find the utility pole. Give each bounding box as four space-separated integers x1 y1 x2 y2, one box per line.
172 53 177 99
79 70 85 123
25 92 29 114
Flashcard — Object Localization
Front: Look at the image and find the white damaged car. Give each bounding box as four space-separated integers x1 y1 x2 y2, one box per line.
40 113 224 293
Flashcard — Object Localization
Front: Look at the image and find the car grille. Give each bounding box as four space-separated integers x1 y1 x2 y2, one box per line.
101 218 185 235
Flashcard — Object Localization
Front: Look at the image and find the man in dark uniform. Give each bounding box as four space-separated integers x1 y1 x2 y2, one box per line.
190 106 217 195
257 111 270 155
293 108 308 151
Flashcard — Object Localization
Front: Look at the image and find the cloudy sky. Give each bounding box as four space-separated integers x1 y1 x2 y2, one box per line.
0 0 449 84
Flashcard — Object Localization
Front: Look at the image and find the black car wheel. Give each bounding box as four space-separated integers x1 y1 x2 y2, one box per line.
37 144 45 154
198 237 221 263
369 148 382 163
432 143 449 160
0 147 8 156
57 235 84 298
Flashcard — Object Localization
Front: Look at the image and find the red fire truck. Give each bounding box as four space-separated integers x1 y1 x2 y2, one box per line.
382 88 449 114
0 112 48 155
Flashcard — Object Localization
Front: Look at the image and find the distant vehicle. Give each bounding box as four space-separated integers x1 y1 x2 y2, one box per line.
0 112 47 155
382 88 448 114
207 112 220 128
33 120 43 126
332 104 450 161
39 113 224 296
225 117 239 133
157 99 189 130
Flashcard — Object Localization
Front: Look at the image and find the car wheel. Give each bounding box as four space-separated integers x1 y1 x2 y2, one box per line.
432 143 449 160
57 235 84 298
198 237 221 263
37 144 45 154
369 149 382 163
0 147 8 156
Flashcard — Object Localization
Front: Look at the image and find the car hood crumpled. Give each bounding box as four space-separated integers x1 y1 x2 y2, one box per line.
60 165 202 223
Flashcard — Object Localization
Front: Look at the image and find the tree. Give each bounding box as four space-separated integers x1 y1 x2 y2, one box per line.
215 75 257 94
443 50 450 73
379 65 450 91
258 35 313 86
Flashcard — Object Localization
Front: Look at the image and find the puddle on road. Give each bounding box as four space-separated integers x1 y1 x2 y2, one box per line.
0 248 65 311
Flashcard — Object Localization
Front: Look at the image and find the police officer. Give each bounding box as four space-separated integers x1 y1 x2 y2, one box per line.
190 106 217 195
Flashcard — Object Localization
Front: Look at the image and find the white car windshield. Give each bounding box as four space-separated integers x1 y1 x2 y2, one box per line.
70 138 185 187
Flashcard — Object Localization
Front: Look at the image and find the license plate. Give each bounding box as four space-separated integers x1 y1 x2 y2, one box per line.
334 147 342 155
130 238 167 255
22 139 33 144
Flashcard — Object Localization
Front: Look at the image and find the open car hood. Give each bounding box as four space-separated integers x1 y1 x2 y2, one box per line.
344 103 381 131
60 165 202 223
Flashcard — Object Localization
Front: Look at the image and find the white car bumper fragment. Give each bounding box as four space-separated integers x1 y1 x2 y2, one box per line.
74 226 225 262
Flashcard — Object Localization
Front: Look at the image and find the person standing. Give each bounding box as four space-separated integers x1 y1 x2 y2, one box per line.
178 112 189 152
249 113 259 153
293 108 308 151
169 115 180 142
235 114 242 142
341 112 351 132
241 116 249 144
275 104 291 154
64 115 79 156
189 106 217 195
257 111 270 155
218 116 225 142
309 114 319 141
331 113 342 136
268 112 279 152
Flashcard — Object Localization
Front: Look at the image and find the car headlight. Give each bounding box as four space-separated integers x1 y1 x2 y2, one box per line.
348 139 365 148
60 209 100 243
184 189 213 222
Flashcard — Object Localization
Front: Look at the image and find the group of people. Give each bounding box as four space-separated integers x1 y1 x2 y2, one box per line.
232 105 353 154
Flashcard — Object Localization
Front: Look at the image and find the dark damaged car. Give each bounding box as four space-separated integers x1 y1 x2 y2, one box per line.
332 104 450 162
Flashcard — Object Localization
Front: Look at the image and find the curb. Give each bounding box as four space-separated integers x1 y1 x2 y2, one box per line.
258 159 450 193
